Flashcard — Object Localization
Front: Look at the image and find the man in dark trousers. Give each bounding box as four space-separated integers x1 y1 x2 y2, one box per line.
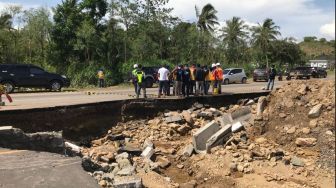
266 65 277 90
195 64 205 95
182 64 191 97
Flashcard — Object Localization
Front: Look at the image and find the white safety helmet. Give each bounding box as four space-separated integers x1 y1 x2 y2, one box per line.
216 63 221 66
211 63 216 68
133 64 138 69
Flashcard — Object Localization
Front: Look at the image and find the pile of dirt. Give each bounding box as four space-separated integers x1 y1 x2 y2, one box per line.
77 80 335 188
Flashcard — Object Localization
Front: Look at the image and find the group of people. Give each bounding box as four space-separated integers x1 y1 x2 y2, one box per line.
131 63 225 99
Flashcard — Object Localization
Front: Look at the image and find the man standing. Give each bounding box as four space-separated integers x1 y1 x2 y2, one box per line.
132 64 139 95
210 63 216 94
189 64 196 95
97 69 105 88
182 64 191 97
135 64 147 99
158 65 170 98
195 64 205 95
266 65 277 90
175 65 184 97
204 65 211 95
214 63 223 94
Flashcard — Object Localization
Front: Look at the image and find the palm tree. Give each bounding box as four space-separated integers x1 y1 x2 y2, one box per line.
195 3 219 33
195 3 218 61
251 18 281 68
220 17 248 65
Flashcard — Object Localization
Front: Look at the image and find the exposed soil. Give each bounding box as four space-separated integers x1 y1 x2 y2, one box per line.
80 79 335 188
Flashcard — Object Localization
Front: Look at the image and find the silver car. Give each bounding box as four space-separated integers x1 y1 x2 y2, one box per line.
223 68 247 85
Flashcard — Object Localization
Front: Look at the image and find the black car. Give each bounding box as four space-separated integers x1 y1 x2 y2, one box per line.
311 67 327 78
0 64 70 93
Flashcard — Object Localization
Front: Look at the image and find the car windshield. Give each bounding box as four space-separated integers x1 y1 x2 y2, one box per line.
223 69 230 74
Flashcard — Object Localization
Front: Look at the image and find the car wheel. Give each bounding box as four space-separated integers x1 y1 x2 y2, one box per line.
223 79 229 85
307 76 310 80
145 78 154 88
253 78 257 82
241 77 247 84
50 80 62 91
1 81 14 93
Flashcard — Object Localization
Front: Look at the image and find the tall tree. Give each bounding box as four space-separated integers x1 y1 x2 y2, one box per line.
251 18 281 67
195 3 218 62
220 17 248 65
195 3 218 33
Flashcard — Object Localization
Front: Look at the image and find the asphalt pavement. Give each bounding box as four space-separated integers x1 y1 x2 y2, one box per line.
0 80 287 111
0 148 99 188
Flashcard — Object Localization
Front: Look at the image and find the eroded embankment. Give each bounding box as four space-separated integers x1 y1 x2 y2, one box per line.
0 92 269 143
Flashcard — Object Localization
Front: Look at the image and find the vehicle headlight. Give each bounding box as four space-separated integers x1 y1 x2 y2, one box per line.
61 75 67 79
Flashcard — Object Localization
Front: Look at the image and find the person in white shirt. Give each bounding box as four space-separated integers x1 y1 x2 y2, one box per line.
157 65 170 98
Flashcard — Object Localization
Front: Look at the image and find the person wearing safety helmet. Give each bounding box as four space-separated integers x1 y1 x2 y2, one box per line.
214 63 223 94
132 64 139 95
210 63 216 94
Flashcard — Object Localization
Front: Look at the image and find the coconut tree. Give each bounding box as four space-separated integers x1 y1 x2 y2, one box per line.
251 18 281 68
195 3 219 33
195 3 219 61
220 17 248 65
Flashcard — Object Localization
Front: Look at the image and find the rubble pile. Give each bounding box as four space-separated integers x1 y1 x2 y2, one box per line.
79 80 335 188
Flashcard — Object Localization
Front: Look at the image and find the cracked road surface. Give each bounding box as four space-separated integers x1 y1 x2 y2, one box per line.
0 148 98 188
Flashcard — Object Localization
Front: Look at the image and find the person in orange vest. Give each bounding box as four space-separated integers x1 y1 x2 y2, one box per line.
210 63 216 94
214 63 224 94
189 64 196 95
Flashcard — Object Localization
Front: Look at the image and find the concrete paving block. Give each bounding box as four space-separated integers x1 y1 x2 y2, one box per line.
113 175 142 188
192 121 220 153
218 113 233 127
117 166 135 176
206 124 232 153
165 115 183 123
231 107 251 123
231 121 244 133
141 146 154 160
182 144 194 157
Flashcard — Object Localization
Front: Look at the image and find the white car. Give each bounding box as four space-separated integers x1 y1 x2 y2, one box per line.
223 68 247 85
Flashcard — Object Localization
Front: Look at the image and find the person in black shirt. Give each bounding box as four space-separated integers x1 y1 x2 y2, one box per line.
266 65 277 90
203 65 210 95
195 64 205 95
175 65 184 96
182 64 191 97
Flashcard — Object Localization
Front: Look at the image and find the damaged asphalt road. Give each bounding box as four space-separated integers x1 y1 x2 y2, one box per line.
0 148 99 188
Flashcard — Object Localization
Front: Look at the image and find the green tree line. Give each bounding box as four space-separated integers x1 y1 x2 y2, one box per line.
0 0 334 87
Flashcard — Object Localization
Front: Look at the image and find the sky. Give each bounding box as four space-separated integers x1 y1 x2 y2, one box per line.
0 0 335 41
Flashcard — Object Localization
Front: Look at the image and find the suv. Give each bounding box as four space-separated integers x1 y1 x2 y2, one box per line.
288 66 312 80
253 68 268 82
0 64 70 93
311 67 327 78
223 68 247 85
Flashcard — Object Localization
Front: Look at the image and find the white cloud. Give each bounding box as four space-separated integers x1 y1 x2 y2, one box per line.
167 0 335 40
319 20 335 39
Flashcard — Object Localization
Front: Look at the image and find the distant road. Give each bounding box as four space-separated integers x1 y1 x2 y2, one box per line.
1 77 331 111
